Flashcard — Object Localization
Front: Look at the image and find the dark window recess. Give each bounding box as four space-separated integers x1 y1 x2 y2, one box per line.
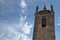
42 18 46 27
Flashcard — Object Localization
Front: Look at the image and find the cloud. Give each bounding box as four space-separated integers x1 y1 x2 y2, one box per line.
0 23 21 40
7 26 32 40
0 32 5 38
6 27 20 40
19 15 32 40
19 34 31 40
20 16 27 22
20 16 32 34
0 0 32 40
22 22 32 34
0 15 32 40
19 16 27 28
0 24 30 40
20 0 27 13
20 0 27 9
19 0 33 38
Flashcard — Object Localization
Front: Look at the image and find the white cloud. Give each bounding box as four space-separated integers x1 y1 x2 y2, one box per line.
19 0 33 37
20 16 32 34
20 16 27 22
0 0 32 40
19 34 31 40
20 0 27 13
19 15 32 40
0 22 32 40
20 0 27 9
20 16 27 28
0 32 5 38
21 8 27 14
6 27 20 40
0 25 21 40
22 22 32 34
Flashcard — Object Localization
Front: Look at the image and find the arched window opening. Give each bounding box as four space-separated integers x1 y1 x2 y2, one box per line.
42 18 46 27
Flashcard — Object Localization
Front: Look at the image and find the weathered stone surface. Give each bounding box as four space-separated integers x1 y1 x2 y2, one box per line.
33 5 55 40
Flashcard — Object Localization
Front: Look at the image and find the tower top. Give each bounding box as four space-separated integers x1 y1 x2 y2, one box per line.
51 4 54 11
43 5 46 10
43 2 46 10
36 6 38 13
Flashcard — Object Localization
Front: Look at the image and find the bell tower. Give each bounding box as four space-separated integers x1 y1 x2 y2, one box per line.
33 5 55 40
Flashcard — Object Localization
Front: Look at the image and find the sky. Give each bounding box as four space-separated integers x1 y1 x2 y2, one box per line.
0 0 60 40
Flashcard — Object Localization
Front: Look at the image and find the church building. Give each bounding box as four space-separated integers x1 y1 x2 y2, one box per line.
33 4 55 40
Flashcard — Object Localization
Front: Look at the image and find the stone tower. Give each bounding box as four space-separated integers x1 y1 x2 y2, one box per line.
33 5 55 40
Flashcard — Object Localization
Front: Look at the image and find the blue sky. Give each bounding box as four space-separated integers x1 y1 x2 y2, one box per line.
0 0 60 40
